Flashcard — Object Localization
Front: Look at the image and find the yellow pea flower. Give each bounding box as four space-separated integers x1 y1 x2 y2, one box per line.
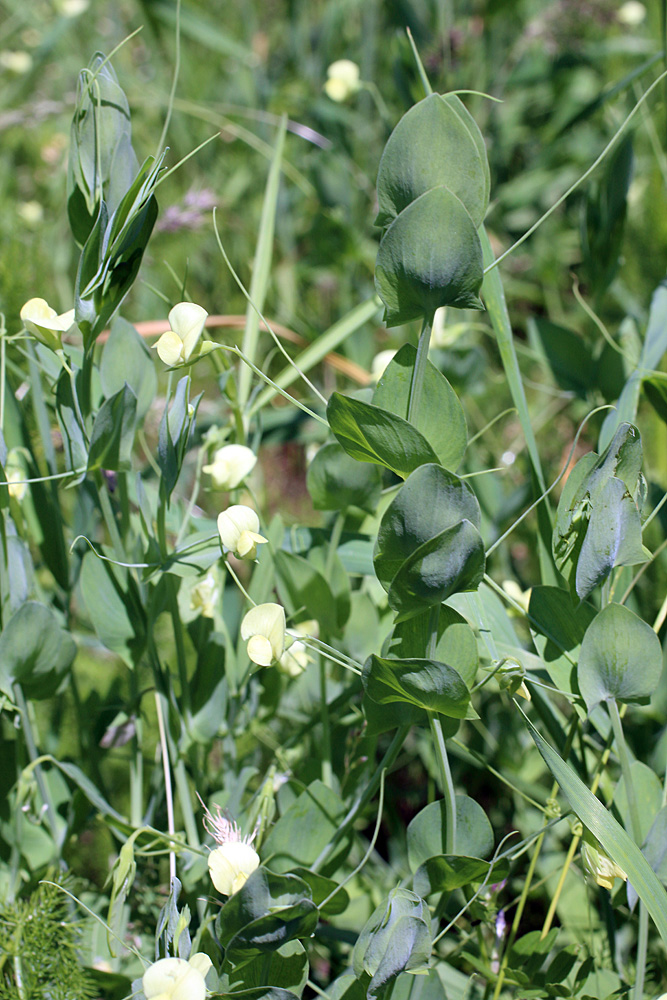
324 60 361 102
20 298 75 352
153 302 208 367
203 444 257 491
241 603 286 666
142 952 212 1000
217 505 267 560
200 800 260 897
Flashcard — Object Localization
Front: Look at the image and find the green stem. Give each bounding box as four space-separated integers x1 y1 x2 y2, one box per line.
320 655 333 789
325 510 346 582
429 712 456 854
14 686 61 853
407 316 433 427
635 901 649 1000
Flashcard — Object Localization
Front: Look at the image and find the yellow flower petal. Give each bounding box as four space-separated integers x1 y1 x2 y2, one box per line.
208 842 260 896
154 330 186 367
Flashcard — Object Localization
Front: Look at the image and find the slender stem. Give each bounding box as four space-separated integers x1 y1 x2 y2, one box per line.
407 316 433 426
429 712 456 854
325 510 346 582
492 828 543 1000
14 686 61 853
155 692 176 882
173 758 201 849
319 654 333 789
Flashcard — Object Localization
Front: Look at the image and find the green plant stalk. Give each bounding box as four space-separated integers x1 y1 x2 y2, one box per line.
480 227 557 586
320 654 333 789
237 115 287 420
325 510 346 582
429 712 456 854
14 685 61 854
407 315 433 426
608 698 647 1000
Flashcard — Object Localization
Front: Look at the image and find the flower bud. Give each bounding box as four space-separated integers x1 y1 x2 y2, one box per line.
241 603 286 666
203 444 256 491
580 830 627 891
217 505 267 560
278 620 319 678
153 302 208 367
20 298 75 352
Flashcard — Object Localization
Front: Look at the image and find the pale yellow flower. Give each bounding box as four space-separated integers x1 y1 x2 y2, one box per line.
0 51 32 74
618 1 646 25
20 298 75 352
189 572 220 619
278 619 319 678
200 800 260 896
153 302 208 367
241 603 286 666
142 953 212 1000
580 832 627 891
17 201 44 227
324 60 361 102
217 505 267 560
203 444 256 491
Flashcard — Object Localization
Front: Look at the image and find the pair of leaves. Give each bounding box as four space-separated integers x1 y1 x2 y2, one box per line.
0 602 76 700
352 888 432 999
327 344 467 483
374 94 489 325
374 464 485 616
158 376 203 499
552 422 647 599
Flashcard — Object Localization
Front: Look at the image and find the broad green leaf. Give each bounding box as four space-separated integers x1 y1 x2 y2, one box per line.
353 888 432 999
375 187 484 327
87 384 137 472
628 806 667 910
80 551 145 668
327 393 438 478
373 344 467 471
274 549 339 635
306 441 382 512
523 710 667 947
413 855 509 897
363 655 470 718
374 464 484 613
376 93 489 229
0 602 76 700
407 796 493 871
307 545 351 632
387 520 485 615
100 316 157 420
578 603 662 711
613 762 663 845
216 868 318 963
361 690 434 738
375 464 480 590
220 940 308 996
213 990 300 1000
528 586 596 700
387 605 478 688
289 867 349 916
55 368 88 474
261 780 347 876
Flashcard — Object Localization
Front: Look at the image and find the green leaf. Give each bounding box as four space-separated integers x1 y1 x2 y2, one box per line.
388 605 478 688
522 710 667 947
374 464 484 613
327 393 438 479
407 796 494 871
577 602 663 711
289 867 349 916
528 586 595 701
528 318 596 396
413 855 509 897
0 602 76 700
87 384 137 472
274 549 339 635
55 369 88 475
79 552 145 668
373 344 467 471
363 655 469 718
215 868 318 963
352 888 432 999
375 187 484 327
158 376 201 498
376 93 489 229
613 762 663 845
220 940 308 996
306 442 382 512
261 780 347 876
100 316 158 420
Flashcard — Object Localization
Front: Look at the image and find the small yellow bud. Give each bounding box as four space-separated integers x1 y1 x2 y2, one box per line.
580 831 627 891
